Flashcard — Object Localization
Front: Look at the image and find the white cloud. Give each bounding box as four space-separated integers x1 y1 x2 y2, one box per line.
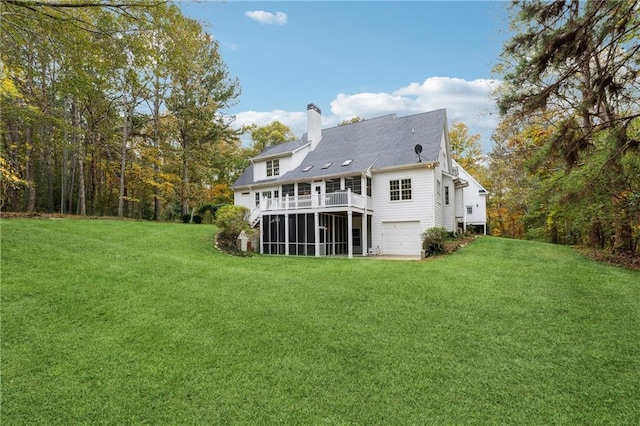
245 10 287 25
231 77 502 150
332 77 501 133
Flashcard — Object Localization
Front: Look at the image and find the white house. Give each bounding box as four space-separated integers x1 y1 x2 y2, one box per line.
233 104 487 257
453 159 488 235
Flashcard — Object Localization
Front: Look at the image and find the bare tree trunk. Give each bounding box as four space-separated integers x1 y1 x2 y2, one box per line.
152 80 161 221
181 155 189 216
118 107 128 218
71 101 86 216
181 127 189 216
26 127 37 212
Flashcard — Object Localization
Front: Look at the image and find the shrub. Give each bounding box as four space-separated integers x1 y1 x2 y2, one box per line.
421 227 449 256
181 214 191 223
197 203 227 220
215 205 251 252
192 215 202 224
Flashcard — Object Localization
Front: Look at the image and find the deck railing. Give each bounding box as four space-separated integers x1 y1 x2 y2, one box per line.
258 190 370 212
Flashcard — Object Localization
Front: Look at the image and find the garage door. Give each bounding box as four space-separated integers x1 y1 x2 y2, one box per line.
382 221 421 255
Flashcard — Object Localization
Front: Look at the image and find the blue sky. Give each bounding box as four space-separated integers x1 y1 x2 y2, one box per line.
179 1 510 151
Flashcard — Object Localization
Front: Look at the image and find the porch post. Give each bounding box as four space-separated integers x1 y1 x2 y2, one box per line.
362 212 368 256
284 213 289 255
260 215 264 254
347 210 353 258
314 211 320 257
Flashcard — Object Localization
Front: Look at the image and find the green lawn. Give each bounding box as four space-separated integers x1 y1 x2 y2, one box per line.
2 218 639 424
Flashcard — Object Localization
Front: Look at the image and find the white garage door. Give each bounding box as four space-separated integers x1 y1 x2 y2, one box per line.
382 221 421 255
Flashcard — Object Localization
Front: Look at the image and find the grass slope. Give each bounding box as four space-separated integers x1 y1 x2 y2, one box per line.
2 218 639 424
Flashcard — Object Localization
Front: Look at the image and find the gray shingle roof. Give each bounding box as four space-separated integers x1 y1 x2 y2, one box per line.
233 109 447 188
253 139 308 160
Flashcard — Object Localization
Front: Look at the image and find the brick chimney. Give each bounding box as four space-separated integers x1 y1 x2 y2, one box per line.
307 103 322 150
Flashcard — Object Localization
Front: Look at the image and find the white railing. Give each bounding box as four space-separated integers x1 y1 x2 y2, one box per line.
257 190 370 212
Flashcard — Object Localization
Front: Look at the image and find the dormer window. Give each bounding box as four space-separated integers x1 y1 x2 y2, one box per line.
267 159 279 177
342 160 353 166
302 165 313 172
321 162 332 169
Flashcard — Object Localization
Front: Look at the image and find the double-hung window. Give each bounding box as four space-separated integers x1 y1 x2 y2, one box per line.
390 178 412 201
266 159 279 177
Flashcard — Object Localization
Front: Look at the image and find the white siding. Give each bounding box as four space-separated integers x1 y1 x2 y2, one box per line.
434 165 444 228
234 191 253 211
254 156 292 182
371 167 435 255
442 174 455 232
455 187 464 218
453 160 488 231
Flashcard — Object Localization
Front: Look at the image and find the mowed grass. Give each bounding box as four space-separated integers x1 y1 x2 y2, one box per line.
1 218 639 425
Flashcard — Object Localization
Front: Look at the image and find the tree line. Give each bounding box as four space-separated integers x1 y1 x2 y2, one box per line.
487 0 639 255
1 0 243 220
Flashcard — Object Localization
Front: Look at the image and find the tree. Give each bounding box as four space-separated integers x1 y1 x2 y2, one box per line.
497 0 640 253
338 117 363 126
245 121 296 156
165 13 240 216
448 121 484 178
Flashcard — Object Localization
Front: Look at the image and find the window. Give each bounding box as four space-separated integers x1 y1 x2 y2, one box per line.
262 191 272 199
298 182 311 196
302 165 313 172
444 186 450 205
466 205 473 215
366 177 372 197
342 159 353 167
390 178 412 201
274 190 279 199
401 179 412 200
326 179 341 193
344 176 362 194
266 159 279 177
321 162 332 169
282 184 295 197
436 179 441 196
255 192 260 207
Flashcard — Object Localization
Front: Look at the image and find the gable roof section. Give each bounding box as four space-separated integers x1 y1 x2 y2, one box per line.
234 108 447 187
253 139 308 160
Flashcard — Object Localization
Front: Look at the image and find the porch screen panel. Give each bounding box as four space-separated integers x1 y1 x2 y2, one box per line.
263 214 286 254
307 214 315 256
278 214 285 254
288 215 297 255
335 215 348 254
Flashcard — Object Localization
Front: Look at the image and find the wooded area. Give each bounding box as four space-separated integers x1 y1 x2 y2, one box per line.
1 0 243 220
488 0 639 255
1 0 638 254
